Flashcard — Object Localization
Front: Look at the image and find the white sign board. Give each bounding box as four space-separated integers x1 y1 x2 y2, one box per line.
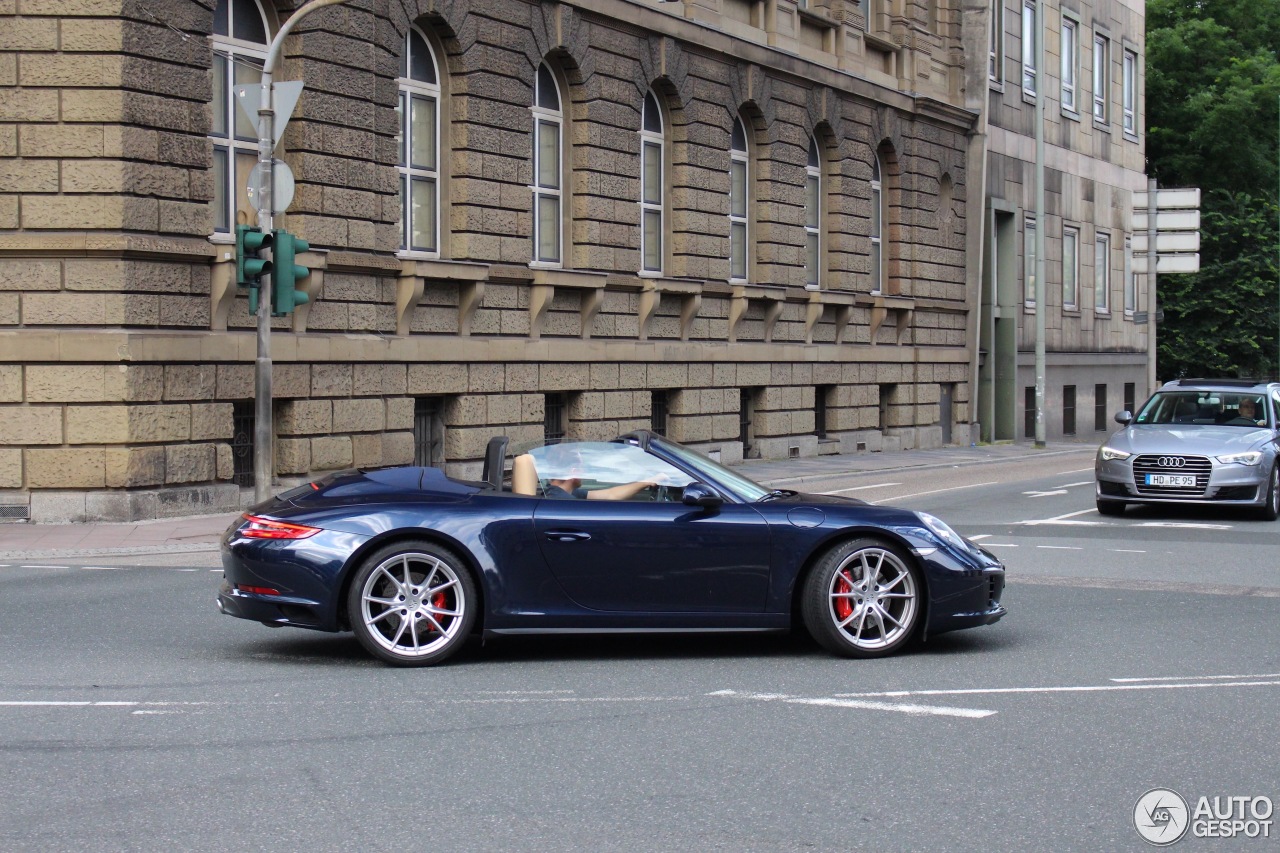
1133 210 1201 232
1131 253 1201 274
1133 188 1201 209
1132 232 1200 253
233 80 305 148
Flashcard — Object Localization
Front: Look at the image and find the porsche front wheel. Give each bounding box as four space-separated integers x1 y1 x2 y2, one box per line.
801 538 922 658
347 541 476 666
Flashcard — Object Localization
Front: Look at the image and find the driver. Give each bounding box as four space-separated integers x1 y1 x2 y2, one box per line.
1238 398 1263 425
533 445 657 500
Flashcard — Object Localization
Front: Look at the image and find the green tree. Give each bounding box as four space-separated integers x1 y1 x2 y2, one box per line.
1146 0 1280 378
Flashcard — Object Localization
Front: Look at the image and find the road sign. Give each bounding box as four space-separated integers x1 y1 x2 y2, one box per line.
1133 210 1201 231
1134 188 1200 209
233 80 304 147
1131 254 1200 274
1132 232 1200 253
246 159 295 214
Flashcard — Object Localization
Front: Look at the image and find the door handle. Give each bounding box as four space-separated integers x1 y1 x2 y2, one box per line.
545 530 591 542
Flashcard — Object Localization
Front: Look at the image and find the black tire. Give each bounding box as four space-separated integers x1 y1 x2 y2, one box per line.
800 538 922 659
346 540 477 666
1257 464 1279 521
1096 499 1125 517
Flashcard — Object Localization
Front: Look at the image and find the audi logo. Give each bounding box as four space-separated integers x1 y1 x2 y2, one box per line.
1158 456 1187 468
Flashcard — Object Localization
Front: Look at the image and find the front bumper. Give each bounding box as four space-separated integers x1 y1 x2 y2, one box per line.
1096 457 1267 506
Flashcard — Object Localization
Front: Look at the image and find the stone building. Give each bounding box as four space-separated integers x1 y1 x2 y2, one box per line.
975 0 1151 443
1 0 991 522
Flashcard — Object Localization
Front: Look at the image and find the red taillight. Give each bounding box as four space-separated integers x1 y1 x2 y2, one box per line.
237 514 321 540
236 584 282 596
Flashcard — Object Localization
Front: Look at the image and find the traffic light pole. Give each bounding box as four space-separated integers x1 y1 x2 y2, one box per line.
252 0 347 504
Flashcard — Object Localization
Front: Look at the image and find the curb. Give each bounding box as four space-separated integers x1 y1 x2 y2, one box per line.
0 543 221 561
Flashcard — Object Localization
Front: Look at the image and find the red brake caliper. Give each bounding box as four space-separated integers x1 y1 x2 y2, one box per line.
834 570 853 621
430 592 448 631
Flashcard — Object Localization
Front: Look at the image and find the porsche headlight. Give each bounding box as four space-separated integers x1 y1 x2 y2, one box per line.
917 512 967 552
1098 445 1131 461
1216 451 1263 466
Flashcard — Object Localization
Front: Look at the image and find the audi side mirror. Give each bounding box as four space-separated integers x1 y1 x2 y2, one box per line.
682 482 723 509
1114 411 1132 426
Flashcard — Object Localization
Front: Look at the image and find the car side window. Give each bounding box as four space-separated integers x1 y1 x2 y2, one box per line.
525 442 694 501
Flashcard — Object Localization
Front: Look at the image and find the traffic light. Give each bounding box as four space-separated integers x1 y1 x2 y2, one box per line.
235 224 272 314
272 229 311 316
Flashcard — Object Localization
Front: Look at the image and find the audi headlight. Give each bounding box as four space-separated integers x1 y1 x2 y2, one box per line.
917 512 967 552
1099 445 1131 461
1216 451 1263 466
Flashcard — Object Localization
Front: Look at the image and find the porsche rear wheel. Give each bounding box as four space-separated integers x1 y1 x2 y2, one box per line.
801 538 921 658
347 541 476 666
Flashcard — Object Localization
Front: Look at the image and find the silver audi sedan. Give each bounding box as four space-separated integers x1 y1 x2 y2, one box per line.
1095 379 1280 519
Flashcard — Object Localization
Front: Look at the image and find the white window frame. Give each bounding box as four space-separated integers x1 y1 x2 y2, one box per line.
1024 216 1036 308
805 135 822 290
1062 225 1079 309
531 62 564 267
1123 235 1135 315
989 0 1003 83
1060 17 1078 114
1122 48 1137 136
1021 0 1037 96
1095 231 1111 313
729 116 749 283
870 152 884 295
398 27 440 256
209 0 269 237
1093 33 1109 124
640 90 665 275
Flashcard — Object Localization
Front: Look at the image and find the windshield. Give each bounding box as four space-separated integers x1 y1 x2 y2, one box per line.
1134 391 1268 427
649 435 772 502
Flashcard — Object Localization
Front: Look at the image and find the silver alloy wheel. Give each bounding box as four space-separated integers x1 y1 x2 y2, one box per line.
827 546 918 651
360 551 465 658
1271 465 1279 515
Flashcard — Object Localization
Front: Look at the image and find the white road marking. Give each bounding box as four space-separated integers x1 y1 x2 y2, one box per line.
1136 521 1233 530
1036 545 1082 550
982 543 1019 547
19 565 68 569
1111 549 1146 554
836 679 1280 699
709 689 996 719
82 566 124 571
822 482 902 495
1110 672 1280 684
1024 489 1068 498
870 481 999 504
1022 508 1097 525
968 534 992 541
1057 481 1094 488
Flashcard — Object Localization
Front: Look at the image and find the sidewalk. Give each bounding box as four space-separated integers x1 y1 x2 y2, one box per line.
0 441 1096 563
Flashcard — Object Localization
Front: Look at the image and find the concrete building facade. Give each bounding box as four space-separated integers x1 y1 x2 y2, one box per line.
975 0 1151 444
0 0 991 521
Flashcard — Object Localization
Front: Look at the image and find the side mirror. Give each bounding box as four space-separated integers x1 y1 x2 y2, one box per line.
1114 411 1132 426
682 482 723 509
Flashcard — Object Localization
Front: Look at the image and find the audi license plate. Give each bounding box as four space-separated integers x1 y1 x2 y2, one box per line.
1147 473 1196 487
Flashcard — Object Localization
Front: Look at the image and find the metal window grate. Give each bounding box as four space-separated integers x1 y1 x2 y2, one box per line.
739 388 756 456
1124 382 1136 414
1024 386 1035 439
1063 385 1076 435
815 385 831 439
651 390 669 437
544 393 566 444
414 397 445 468
231 400 255 487
1095 383 1107 431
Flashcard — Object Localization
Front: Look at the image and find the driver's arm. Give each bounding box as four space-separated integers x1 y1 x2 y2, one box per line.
585 480 657 500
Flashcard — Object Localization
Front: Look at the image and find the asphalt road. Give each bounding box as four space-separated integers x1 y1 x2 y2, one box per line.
3 453 1279 852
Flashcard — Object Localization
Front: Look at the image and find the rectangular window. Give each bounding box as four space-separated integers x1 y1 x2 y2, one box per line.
1064 385 1077 435
815 386 832 439
804 169 821 289
740 388 758 457
1124 382 1136 415
641 139 663 273
989 0 1003 82
1122 49 1137 134
1124 236 1136 314
414 397 446 468
544 393 567 444
730 157 748 281
1022 1 1037 95
651 390 669 437
231 400 255 487
1095 384 1108 431
1023 217 1037 307
1093 34 1109 123
533 117 562 264
1063 225 1079 309
1061 18 1077 112
1024 386 1035 439
879 384 895 432
1095 232 1111 312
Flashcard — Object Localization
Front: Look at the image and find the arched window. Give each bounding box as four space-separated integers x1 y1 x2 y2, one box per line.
870 152 884 294
209 0 269 235
531 62 563 265
640 90 664 274
399 27 440 254
729 116 749 282
804 135 821 289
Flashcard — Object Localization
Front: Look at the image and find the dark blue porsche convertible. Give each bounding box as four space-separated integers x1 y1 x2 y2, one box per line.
218 431 1006 666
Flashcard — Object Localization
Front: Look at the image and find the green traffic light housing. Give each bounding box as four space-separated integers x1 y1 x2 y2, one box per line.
272 229 311 316
235 225 273 314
